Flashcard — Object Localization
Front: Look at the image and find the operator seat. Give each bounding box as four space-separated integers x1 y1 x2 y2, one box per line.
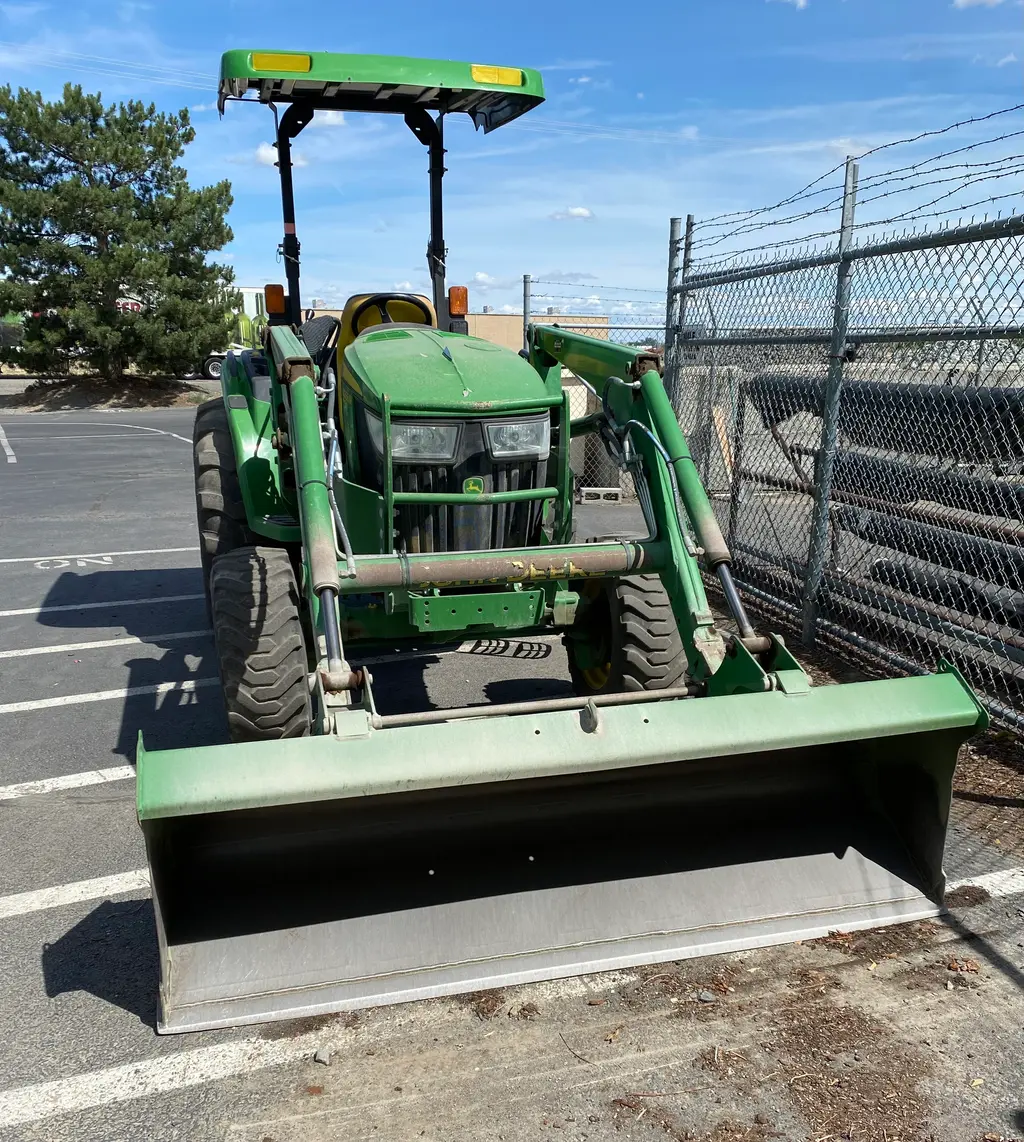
337 293 437 355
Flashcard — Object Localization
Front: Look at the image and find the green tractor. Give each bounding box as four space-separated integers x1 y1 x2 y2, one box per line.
137 49 987 1033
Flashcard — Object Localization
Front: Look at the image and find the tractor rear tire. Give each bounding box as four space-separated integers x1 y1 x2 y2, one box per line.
194 398 252 614
210 546 312 741
565 574 688 696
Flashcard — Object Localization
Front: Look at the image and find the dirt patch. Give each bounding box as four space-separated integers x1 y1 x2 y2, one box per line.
768 989 932 1142
258 1011 360 1040
810 919 941 961
0 375 212 412
462 989 506 1020
945 884 993 909
953 730 1024 858
621 961 742 1015
611 1096 780 1142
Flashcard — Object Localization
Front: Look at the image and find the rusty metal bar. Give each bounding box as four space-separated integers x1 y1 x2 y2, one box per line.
337 539 669 592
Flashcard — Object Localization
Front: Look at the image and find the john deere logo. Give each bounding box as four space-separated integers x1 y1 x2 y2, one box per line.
463 477 485 494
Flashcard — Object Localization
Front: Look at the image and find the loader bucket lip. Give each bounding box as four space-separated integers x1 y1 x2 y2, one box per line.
137 668 984 821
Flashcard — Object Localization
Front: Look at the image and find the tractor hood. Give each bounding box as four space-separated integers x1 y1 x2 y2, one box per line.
343 327 562 415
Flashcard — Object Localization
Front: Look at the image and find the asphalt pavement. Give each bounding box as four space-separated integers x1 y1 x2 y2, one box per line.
0 406 1022 1142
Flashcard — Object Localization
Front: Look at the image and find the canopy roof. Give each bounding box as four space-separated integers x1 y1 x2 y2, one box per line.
219 50 544 132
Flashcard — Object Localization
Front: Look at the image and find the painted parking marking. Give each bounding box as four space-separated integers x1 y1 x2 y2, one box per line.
0 423 15 463
0 677 218 715
91 419 192 445
0 592 204 619
0 1027 329 1130
948 866 1024 899
3 433 159 440
0 869 149 921
0 766 135 801
0 629 212 660
0 545 197 565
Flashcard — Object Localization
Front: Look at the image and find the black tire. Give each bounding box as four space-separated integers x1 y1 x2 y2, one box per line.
202 355 224 380
194 398 252 613
565 574 688 696
210 546 312 741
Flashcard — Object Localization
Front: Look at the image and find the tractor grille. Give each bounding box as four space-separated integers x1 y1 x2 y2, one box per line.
393 459 547 553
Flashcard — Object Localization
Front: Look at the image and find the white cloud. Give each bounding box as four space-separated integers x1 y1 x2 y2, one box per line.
255 142 307 167
953 0 1006 6
394 280 414 291
569 76 592 84
636 92 645 100
549 206 594 221
997 51 1018 65
768 0 809 7
309 109 345 128
190 101 217 113
539 270 598 283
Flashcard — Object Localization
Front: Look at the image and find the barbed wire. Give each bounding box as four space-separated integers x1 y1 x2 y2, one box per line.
689 104 1024 236
691 154 1024 255
531 279 665 293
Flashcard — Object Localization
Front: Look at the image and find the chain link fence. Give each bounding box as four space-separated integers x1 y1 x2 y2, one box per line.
524 276 666 502
665 115 1024 731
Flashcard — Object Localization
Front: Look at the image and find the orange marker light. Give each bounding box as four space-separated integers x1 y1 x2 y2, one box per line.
448 285 469 317
264 284 286 315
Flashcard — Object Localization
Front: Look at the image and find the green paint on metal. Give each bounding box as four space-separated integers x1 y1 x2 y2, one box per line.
344 328 561 414
336 477 386 555
219 51 544 132
409 588 545 633
136 669 984 821
529 324 724 680
221 354 299 543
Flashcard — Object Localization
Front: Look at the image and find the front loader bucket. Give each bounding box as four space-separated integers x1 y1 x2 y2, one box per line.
137 668 984 1033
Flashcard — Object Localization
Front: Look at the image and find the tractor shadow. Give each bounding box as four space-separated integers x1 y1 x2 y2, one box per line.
41 899 160 1028
36 567 227 763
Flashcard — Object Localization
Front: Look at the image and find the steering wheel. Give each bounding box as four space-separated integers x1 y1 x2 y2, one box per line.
350 293 434 339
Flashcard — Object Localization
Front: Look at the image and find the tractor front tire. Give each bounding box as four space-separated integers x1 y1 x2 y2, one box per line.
565 574 688 696
210 546 312 741
194 397 252 613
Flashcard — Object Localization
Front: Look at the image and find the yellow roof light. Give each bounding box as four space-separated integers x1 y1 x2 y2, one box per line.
251 52 312 74
470 64 523 87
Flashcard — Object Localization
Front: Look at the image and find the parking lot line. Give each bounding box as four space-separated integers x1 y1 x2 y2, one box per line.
0 869 149 920
948 866 1024 899
3 432 163 440
91 419 192 445
0 424 15 463
0 545 198 564
0 766 135 800
0 592 205 618
0 677 218 714
0 1027 328 1129
0 630 212 659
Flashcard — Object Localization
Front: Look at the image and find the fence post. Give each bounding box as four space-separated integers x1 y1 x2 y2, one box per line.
801 156 859 645
665 217 683 408
522 273 532 352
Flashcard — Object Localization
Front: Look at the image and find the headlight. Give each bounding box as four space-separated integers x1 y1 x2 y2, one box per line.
486 418 550 460
365 412 460 462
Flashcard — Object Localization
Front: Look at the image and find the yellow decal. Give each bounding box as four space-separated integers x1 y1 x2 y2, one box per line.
463 477 485 495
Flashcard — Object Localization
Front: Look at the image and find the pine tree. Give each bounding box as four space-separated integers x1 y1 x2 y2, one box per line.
0 84 235 381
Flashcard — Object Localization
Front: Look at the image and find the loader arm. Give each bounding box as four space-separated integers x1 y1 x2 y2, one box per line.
530 323 763 685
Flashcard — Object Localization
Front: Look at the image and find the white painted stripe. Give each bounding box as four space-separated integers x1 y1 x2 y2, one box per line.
92 419 192 445
0 869 149 920
0 545 197 565
0 766 135 800
0 1029 325 1129
0 629 212 659
4 432 159 440
0 423 15 463
0 592 204 618
0 677 218 714
948 865 1024 899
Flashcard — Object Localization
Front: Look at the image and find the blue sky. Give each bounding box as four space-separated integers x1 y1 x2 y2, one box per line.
0 0 1021 315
